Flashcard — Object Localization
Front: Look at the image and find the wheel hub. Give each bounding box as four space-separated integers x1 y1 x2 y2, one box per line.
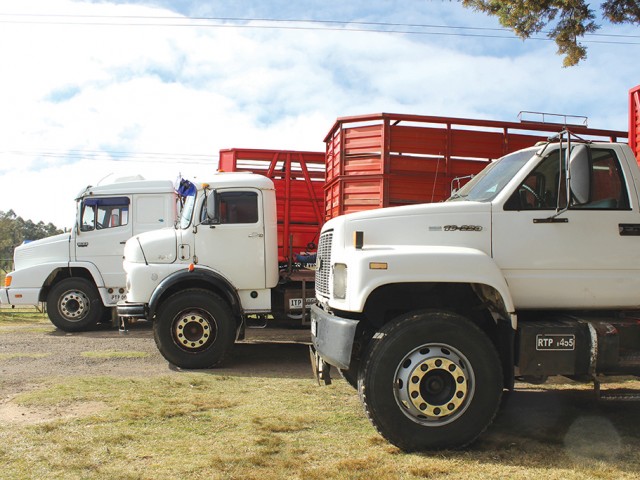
174 311 216 351
59 291 90 321
395 345 473 425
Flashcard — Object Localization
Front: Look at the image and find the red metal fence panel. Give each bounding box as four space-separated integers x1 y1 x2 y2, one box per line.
630 85 640 163
324 113 627 220
219 148 325 261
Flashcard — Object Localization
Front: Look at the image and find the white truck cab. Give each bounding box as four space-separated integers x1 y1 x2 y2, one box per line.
311 134 640 451
0 178 177 331
118 172 316 369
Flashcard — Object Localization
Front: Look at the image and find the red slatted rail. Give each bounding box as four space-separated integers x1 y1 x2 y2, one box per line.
218 148 325 262
324 113 628 220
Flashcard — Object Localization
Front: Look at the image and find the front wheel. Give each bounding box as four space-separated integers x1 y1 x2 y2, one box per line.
153 289 236 369
47 278 104 332
359 311 503 451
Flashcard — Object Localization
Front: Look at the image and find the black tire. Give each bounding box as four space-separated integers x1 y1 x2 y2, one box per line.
339 367 359 389
153 289 236 369
359 310 503 451
47 277 104 332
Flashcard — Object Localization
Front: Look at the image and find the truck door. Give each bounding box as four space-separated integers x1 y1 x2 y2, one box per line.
493 146 640 309
194 189 267 289
75 196 133 292
132 194 173 235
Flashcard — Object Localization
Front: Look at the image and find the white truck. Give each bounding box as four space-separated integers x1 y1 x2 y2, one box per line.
310 131 640 451
116 172 315 369
0 178 177 331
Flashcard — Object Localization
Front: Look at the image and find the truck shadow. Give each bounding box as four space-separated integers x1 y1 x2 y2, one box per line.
169 341 315 380
467 386 640 472
47 320 155 338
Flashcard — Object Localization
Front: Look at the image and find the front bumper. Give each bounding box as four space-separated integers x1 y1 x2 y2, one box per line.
0 287 40 306
310 304 359 370
117 302 147 320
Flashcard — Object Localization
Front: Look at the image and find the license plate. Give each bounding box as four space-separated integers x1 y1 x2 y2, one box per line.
288 297 316 310
311 318 317 337
536 334 575 351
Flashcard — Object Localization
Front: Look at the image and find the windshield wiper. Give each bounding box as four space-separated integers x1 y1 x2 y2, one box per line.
448 193 468 201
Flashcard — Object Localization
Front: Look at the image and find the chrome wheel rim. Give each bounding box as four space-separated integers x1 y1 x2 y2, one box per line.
394 343 474 426
172 310 217 352
58 290 90 322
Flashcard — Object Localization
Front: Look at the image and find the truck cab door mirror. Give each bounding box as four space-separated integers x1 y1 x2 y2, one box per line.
203 190 218 224
569 144 591 206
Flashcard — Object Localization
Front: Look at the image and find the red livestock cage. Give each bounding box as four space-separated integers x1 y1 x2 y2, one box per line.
324 113 627 220
630 85 640 163
218 148 325 262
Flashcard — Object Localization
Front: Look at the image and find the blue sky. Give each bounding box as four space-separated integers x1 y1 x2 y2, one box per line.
0 0 638 228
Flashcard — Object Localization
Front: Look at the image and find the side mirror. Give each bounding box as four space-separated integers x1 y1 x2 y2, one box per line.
205 190 217 224
569 144 591 205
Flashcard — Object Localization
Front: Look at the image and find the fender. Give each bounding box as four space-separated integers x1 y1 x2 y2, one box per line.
148 267 241 320
332 245 516 327
5 261 104 305
8 261 71 291
67 261 105 287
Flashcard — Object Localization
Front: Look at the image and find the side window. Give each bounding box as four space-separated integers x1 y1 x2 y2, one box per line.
96 204 129 229
505 147 630 211
584 149 630 209
218 191 259 224
81 204 96 231
505 151 564 211
81 197 130 231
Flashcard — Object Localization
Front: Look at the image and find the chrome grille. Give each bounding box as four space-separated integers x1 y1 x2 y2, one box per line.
316 230 333 297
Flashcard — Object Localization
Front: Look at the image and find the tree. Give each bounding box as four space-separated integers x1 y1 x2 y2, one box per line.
461 0 640 66
0 210 63 272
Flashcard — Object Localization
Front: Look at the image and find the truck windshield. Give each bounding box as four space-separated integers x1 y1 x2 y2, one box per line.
448 148 538 202
179 192 196 229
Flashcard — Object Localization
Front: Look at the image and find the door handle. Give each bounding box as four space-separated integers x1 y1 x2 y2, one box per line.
533 218 568 224
619 224 640 236
77 242 89 247
248 233 264 238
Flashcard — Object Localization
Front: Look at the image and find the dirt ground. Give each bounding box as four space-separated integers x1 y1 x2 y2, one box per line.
2 312 640 460
0 318 314 424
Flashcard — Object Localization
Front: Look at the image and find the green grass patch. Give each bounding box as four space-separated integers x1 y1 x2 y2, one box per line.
1 375 639 479
80 351 150 359
0 353 50 360
0 307 49 327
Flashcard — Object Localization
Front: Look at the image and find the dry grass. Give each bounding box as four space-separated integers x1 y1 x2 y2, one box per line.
1 374 639 479
1 307 639 478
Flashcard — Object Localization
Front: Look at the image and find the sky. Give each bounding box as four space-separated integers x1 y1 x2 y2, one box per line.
0 0 638 229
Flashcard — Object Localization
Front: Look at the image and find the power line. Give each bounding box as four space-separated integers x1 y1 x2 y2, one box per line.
2 148 217 165
0 13 638 45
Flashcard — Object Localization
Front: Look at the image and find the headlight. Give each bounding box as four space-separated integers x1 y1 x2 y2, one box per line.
333 263 347 299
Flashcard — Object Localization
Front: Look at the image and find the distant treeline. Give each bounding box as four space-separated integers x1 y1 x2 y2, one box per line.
0 210 63 272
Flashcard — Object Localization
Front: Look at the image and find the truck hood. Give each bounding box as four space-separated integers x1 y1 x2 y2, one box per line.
125 228 177 264
326 201 492 253
13 232 71 270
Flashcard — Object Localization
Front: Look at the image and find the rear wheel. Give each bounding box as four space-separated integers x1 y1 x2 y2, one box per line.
154 289 236 369
47 278 104 331
359 310 503 451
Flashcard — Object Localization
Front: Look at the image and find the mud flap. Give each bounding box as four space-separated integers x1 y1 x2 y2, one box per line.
309 346 332 385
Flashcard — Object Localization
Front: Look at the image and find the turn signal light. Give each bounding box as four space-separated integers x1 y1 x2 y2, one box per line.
4 275 11 287
369 262 388 270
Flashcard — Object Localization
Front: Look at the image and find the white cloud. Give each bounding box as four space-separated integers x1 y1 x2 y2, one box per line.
0 0 637 228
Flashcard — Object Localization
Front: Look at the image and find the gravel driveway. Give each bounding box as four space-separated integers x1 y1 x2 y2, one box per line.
0 315 314 404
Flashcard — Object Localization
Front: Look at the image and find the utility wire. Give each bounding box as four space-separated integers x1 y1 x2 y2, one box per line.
2 148 217 164
0 13 638 44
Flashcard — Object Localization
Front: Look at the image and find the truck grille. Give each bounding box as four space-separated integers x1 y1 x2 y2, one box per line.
316 230 333 297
